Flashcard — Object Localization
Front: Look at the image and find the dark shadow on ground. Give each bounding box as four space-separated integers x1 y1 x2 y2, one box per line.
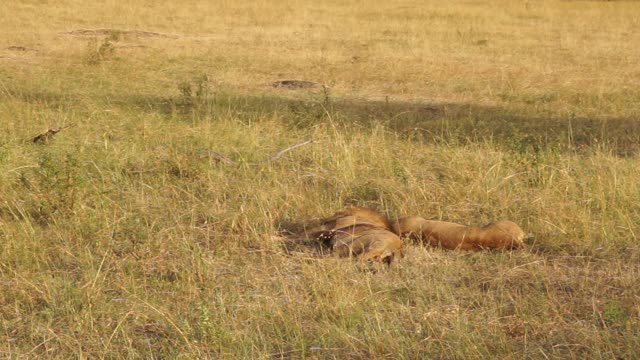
7 88 639 156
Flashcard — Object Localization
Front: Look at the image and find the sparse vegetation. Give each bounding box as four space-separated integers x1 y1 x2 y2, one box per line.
1 0 639 358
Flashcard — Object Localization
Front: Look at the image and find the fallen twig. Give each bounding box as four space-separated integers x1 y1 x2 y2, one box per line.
199 139 317 166
265 139 316 163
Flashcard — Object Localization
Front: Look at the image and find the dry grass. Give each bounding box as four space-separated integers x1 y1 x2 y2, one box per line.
3 0 640 112
1 0 639 358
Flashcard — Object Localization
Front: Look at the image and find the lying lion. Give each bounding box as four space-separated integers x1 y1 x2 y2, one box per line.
316 223 405 264
301 207 404 264
309 206 392 235
392 216 527 251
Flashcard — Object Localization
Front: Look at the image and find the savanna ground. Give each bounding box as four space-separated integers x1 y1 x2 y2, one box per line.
1 0 639 358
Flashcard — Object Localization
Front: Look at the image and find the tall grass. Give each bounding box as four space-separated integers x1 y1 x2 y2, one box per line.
1 0 639 358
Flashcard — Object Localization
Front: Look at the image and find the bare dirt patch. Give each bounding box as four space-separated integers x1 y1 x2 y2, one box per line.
6 46 38 52
272 79 323 89
60 29 177 39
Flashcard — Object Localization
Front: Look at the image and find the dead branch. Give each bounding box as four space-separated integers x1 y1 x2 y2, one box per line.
199 139 317 166
264 139 316 164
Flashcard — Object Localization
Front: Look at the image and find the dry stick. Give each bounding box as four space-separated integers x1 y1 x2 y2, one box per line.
200 139 317 166
263 139 316 164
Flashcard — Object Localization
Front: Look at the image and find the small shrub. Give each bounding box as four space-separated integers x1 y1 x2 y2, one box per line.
176 74 215 116
20 151 84 224
86 37 117 65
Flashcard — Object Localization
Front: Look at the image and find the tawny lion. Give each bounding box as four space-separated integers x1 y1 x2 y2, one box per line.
307 207 404 264
319 224 405 264
392 216 527 251
310 207 392 234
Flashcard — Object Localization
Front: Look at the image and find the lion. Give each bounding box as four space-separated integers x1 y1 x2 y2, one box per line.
313 207 392 232
319 224 405 264
292 207 403 264
303 206 392 240
392 216 527 251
